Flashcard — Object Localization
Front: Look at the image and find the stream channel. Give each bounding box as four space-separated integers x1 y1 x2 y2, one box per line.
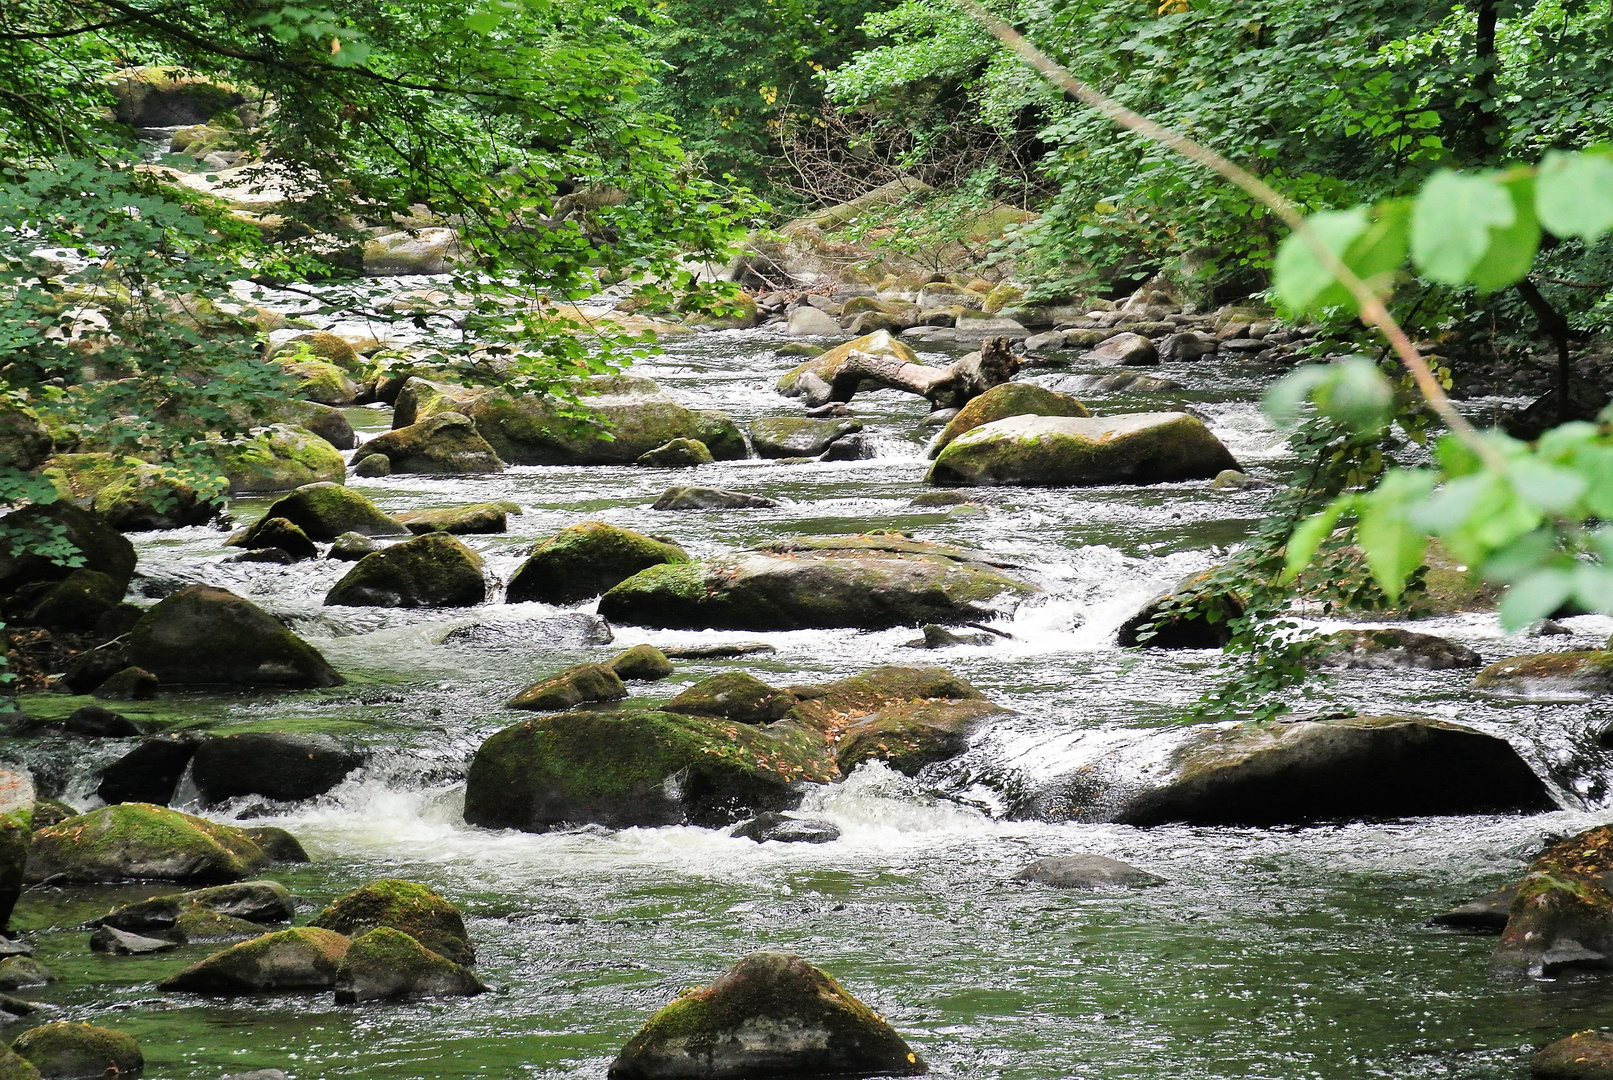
8 276 1613 1080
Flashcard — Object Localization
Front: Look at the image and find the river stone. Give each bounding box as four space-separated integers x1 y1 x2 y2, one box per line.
282 358 359 407
1016 854 1164 889
363 227 462 276
12 1022 141 1080
216 424 346 494
666 673 798 724
443 613 614 649
228 516 317 561
638 439 714 467
1473 651 1613 700
749 418 863 458
1311 628 1482 670
1157 331 1216 362
731 812 840 844
351 412 505 474
599 537 1035 631
352 453 390 478
270 330 361 372
1534 1030 1613 1078
43 452 218 531
1116 571 1245 649
786 305 843 336
94 881 296 932
1433 886 1520 933
247 482 405 540
651 487 778 511
30 802 77 830
395 503 513 536
903 624 996 648
507 522 689 605
325 533 486 608
507 663 628 711
169 906 271 944
126 585 343 687
0 958 51 991
275 400 356 451
927 413 1241 488
835 698 1006 776
96 735 203 806
1495 871 1613 974
20 570 124 633
62 705 141 739
89 924 179 955
243 827 308 863
775 331 919 400
0 777 31 933
607 951 925 1080
158 926 352 993
328 532 379 560
192 733 364 803
58 645 135 697
605 645 674 682
1111 715 1554 827
0 401 50 473
310 879 474 967
92 666 158 701
25 804 274 884
0 502 136 600
334 927 487 1004
1081 331 1158 365
928 382 1090 457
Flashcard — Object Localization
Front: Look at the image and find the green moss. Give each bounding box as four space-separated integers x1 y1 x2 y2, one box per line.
325 533 486 608
835 698 1006 775
665 673 798 723
127 584 343 687
310 879 473 966
157 926 352 992
927 412 1238 487
507 663 627 711
256 481 404 540
507 522 688 605
0 957 51 991
334 926 486 1003
351 413 505 474
775 331 918 395
282 359 358 406
605 644 674 682
930 383 1090 457
215 424 345 494
602 561 717 607
11 1023 140 1080
272 331 360 371
26 803 269 884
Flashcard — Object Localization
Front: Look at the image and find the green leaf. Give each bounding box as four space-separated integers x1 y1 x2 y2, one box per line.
1499 569 1574 630
1536 147 1613 242
465 10 503 33
1281 495 1354 583
1356 469 1435 601
1272 201 1409 315
1467 172 1539 294
1509 458 1588 514
1264 357 1394 432
1410 170 1517 285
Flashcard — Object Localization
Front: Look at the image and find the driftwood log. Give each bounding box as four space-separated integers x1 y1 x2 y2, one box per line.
816 336 1019 411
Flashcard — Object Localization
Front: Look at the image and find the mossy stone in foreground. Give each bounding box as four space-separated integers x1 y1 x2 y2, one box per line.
251 482 405 540
928 382 1090 457
12 1024 138 1079
126 584 343 687
608 952 925 1080
159 926 352 993
334 927 487 1003
927 412 1240 487
309 879 474 967
25 803 272 884
325 533 486 608
605 644 674 682
507 663 627 711
1534 1030 1613 1077
507 522 689 605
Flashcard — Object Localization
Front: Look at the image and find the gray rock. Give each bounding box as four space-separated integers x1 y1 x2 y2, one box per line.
1432 886 1518 934
352 453 391 478
1157 331 1215 362
63 706 143 738
1023 330 1067 353
749 417 863 458
787 306 844 337
1081 332 1158 365
1311 628 1482 671
1016 854 1164 889
903 624 996 648
637 439 713 467
327 532 379 561
651 487 778 511
731 812 841 844
89 925 179 955
507 663 628 711
192 733 364 803
1473 651 1613 701
928 413 1240 488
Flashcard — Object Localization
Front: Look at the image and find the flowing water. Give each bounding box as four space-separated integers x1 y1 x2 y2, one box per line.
9 284 1613 1079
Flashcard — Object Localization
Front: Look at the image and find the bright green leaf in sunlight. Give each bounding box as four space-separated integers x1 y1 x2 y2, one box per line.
1410 170 1518 286
1466 172 1540 294
1281 495 1353 583
1499 569 1575 629
1355 469 1436 601
1272 200 1409 314
1536 147 1613 242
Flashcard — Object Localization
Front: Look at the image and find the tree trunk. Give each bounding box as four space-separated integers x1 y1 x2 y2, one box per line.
825 336 1020 410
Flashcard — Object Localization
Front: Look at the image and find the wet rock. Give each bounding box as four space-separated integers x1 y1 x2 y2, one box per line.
91 666 158 701
0 958 51 991
94 881 296 932
58 643 132 695
226 516 317 561
1048 371 1180 393
1016 854 1164 889
281 358 359 407
43 453 218 531
396 503 513 536
223 543 297 566
275 401 356 451
126 585 343 687
666 673 798 724
749 418 863 459
245 483 405 541
1533 1030 1613 1077
1433 886 1520 933
731 812 840 844
928 382 1090 458
96 736 202 806
158 927 352 993
902 624 996 648
18 570 124 634
1495 871 1613 974
89 924 178 955
442 613 614 649
1157 331 1216 362
363 227 463 276
507 522 688 605
12 1022 141 1079
1473 651 1613 700
62 706 142 738
219 1072 287 1080
1210 469 1268 491
660 643 777 659
25 803 276 884
605 645 674 682
351 413 505 474
28 803 76 830
325 533 485 608
786 306 843 336
1081 332 1158 366
242 827 308 863
1110 715 1553 827
651 486 778 511
0 503 136 601
0 777 31 932
607 951 925 1080
776 331 918 401
908 491 975 508
0 402 51 474
600 537 1036 631
820 433 871 460
310 879 474 967
1311 628 1482 670
334 926 487 1004
170 907 272 944
352 453 391 478
929 412 1240 488
835 698 1005 776
1115 571 1245 649
507 663 628 711
638 439 714 467
192 733 364 803
216 424 346 495
327 532 378 561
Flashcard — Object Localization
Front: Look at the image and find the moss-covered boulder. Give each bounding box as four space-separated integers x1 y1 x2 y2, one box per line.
650 487 778 511
396 503 513 535
1311 628 1483 670
11 1023 140 1080
95 734 202 805
269 331 361 372
325 533 485 608
599 537 1035 631
225 516 316 561
248 482 405 541
748 417 863 459
775 330 919 400
158 926 352 993
215 424 346 494
1495 871 1613 974
638 439 714 467
1111 715 1553 827
1473 651 1613 700
271 400 356 450
17 569 124 633
43 453 219 531
0 502 136 600
125 584 343 687
666 673 798 724
309 879 474 967
507 522 689 605
334 927 487 1003
835 698 1005 776
192 733 364 803
928 412 1240 487
928 382 1090 458
350 413 505 474
0 402 51 473
507 663 628 711
0 958 51 991
281 358 360 406
608 952 925 1080
94 880 295 932
25 803 273 884
244 826 308 863
605 644 674 682
0 776 33 932
463 709 835 831
1533 1030 1613 1078
168 906 270 944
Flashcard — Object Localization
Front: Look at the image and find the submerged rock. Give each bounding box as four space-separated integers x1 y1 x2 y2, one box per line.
94 881 295 932
309 879 474 967
928 412 1240 488
124 585 342 688
1495 871 1613 975
1311 628 1482 670
928 382 1090 457
665 673 798 724
334 927 486 1004
1433 887 1519 934
1016 855 1163 889
12 1022 141 1080
834 698 1005 776
250 483 405 540
731 813 840 844
158 927 352 993
749 417 863 459
650 486 778 511
351 412 505 474
660 643 777 660
507 522 689 605
25 804 276 884
507 663 628 711
605 645 674 682
227 516 317 560
0 958 51 991
608 952 925 1080
325 533 485 608
191 733 364 803
1533 1030 1613 1078
1473 651 1613 700
89 924 178 955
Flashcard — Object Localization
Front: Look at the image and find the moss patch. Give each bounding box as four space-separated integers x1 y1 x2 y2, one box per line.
310 879 474 967
25 803 271 884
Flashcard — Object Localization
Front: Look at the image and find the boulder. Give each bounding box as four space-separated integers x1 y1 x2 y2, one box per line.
395 503 512 535
12 1023 140 1080
605 644 674 682
350 413 505 474
599 537 1035 631
650 487 778 511
90 924 179 955
157 927 352 993
0 502 136 600
96 735 203 805
1533 1031 1613 1078
776 331 919 400
1495 871 1613 975
928 383 1090 457
125 585 343 687
19 570 124 633
363 227 462 276
749 418 863 459
638 439 713 467
834 698 1005 776
666 673 797 724
215 424 346 494
29 802 79 830
325 533 486 608
244 483 405 540
276 401 357 451
786 306 843 336
226 516 317 561
281 358 359 406
1111 715 1553 827
327 532 378 560
0 776 32 931
243 827 308 863
0 958 51 991
507 663 628 711
92 666 158 700
170 906 272 943
352 453 390 478
927 413 1241 488
1157 331 1216 362
107 65 244 126
309 879 474 967
507 522 688 606
192 733 364 803
43 453 218 531
1311 628 1482 670
731 813 840 844
1081 332 1158 365
268 332 361 372
94 881 295 932
25 803 274 884
607 952 925 1080
63 705 142 738
1433 886 1519 933
902 624 996 648
334 927 486 1004
1474 651 1613 700
661 643 777 660
1016 855 1163 889
0 403 51 473
1116 572 1245 649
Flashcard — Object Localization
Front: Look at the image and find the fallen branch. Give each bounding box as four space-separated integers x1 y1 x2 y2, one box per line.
823 336 1019 410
